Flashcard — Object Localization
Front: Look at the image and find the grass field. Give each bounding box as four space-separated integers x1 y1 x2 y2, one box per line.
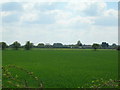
2 49 118 88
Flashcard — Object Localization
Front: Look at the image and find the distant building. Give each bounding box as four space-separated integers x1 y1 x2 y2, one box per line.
82 45 92 49
53 43 63 48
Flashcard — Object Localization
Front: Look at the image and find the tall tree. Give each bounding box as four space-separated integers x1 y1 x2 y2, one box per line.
24 41 33 50
12 41 21 50
92 43 100 51
1 42 7 50
76 40 82 46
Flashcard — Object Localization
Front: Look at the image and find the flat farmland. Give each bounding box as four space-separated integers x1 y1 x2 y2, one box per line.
2 49 118 88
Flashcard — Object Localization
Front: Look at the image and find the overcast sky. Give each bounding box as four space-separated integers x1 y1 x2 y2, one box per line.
0 0 118 45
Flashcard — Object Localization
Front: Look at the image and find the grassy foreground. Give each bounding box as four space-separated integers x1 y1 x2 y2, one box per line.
2 49 118 88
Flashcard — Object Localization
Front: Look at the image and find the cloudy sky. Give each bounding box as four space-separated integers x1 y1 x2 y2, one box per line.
0 0 118 45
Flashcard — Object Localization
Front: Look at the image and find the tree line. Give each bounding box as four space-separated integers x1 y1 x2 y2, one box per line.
0 41 120 51
1 41 33 50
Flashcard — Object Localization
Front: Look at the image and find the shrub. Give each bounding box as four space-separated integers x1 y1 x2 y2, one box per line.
82 78 119 88
2 65 43 88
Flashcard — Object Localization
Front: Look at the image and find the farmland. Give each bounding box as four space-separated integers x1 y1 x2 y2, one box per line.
2 49 118 88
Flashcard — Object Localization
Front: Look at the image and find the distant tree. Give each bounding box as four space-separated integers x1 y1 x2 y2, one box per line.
92 43 100 51
112 43 117 46
112 43 117 49
101 42 109 49
37 43 44 48
1 42 7 50
76 40 82 46
24 41 33 50
53 43 63 48
45 43 52 48
12 41 21 50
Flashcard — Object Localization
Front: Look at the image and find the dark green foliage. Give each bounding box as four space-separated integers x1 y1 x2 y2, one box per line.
24 41 33 50
101 42 109 49
92 43 100 50
1 42 7 50
76 40 82 46
53 43 63 48
37 43 44 48
12 41 21 50
112 43 117 49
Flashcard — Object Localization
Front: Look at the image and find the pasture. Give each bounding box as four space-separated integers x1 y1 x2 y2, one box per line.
2 49 118 88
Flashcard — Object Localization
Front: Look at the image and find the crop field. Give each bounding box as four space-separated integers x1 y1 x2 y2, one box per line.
2 49 118 88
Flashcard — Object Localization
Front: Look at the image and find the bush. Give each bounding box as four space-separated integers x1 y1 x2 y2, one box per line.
2 65 43 88
82 78 119 88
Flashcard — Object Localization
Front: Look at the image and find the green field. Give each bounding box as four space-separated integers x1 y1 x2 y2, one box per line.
2 49 118 88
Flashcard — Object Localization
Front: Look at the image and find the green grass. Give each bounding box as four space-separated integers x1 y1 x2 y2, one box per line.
2 49 118 88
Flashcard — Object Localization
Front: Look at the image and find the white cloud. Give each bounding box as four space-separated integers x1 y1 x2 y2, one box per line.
22 2 35 11
20 12 39 22
1 11 13 17
2 22 118 45
103 9 118 17
1 1 118 45
55 16 95 30
66 1 107 16
94 9 118 26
